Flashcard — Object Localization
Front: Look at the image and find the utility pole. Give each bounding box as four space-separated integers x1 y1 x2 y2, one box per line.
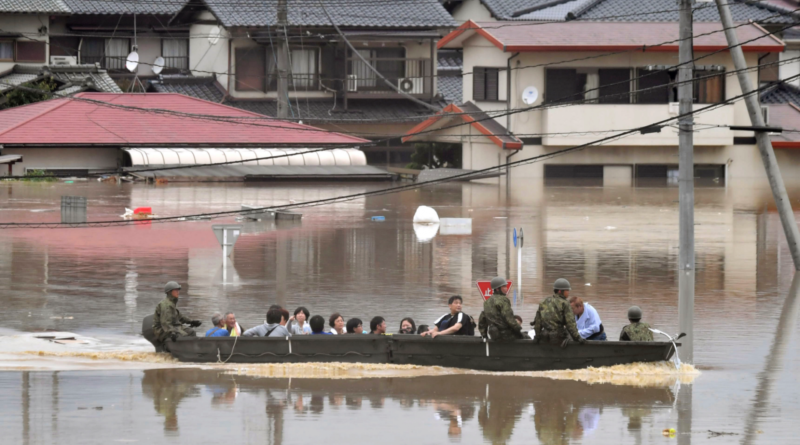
276 0 290 119
677 0 695 364
715 0 800 270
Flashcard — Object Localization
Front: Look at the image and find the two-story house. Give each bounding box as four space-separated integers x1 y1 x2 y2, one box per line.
147 0 457 165
404 0 800 186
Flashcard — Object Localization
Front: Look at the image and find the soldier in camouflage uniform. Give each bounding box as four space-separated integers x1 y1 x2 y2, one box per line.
619 306 653 341
152 281 201 348
532 278 585 346
478 276 524 341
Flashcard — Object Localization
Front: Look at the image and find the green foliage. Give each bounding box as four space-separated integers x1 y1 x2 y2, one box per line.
2 78 58 109
22 169 57 182
406 142 462 170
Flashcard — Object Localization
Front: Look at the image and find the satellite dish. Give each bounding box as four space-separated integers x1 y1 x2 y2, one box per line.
208 26 221 45
152 56 165 75
125 51 139 72
522 86 539 105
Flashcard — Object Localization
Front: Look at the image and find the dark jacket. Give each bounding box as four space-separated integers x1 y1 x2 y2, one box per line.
479 292 523 340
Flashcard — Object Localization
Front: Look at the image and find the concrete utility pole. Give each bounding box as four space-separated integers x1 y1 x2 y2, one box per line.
715 0 800 271
677 0 695 364
276 0 290 119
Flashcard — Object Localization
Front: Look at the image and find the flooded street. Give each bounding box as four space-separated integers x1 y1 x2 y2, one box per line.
0 179 798 444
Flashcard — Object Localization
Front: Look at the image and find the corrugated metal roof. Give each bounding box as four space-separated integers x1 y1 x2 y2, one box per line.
125 164 393 180
0 0 70 13
204 0 457 28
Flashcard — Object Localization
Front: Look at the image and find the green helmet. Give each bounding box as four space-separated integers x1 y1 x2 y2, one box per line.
553 278 571 291
627 306 643 320
490 276 507 291
164 281 182 294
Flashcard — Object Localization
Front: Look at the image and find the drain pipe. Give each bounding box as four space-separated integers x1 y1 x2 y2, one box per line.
505 52 521 197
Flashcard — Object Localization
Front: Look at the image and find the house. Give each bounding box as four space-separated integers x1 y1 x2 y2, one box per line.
0 63 120 106
0 92 379 179
144 0 457 165
405 18 795 184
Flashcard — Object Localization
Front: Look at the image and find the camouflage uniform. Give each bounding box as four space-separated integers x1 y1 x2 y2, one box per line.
619 322 653 341
533 294 583 345
152 295 195 343
478 292 523 341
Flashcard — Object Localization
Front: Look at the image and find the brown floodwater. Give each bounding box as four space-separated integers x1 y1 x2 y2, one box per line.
0 178 798 444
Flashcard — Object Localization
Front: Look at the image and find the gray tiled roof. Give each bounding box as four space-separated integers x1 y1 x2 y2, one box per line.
438 75 462 104
151 76 226 102
61 0 187 15
438 49 462 71
0 64 121 95
760 82 800 105
478 0 798 22
0 0 70 13
204 0 457 28
0 72 38 93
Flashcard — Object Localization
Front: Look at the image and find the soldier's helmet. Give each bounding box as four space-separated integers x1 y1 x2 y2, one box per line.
490 276 507 291
164 281 182 294
553 278 571 291
627 306 643 320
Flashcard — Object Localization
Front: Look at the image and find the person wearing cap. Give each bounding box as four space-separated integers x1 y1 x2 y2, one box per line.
532 278 584 346
152 281 202 347
619 306 654 341
478 277 523 341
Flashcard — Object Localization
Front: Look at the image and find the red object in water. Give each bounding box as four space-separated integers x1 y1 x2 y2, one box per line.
134 207 152 214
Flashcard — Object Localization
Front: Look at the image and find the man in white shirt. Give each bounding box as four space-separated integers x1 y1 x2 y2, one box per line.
568 297 606 340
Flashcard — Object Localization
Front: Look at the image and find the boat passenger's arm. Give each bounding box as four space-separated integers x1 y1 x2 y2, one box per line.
432 323 461 338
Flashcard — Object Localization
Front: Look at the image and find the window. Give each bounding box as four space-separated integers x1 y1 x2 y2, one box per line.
636 68 672 104
15 41 46 62
162 39 189 71
545 69 580 103
0 41 13 61
80 38 104 65
597 69 631 104
78 38 130 70
694 69 724 104
348 48 405 91
105 39 129 70
473 67 500 101
289 48 317 90
50 37 80 57
235 47 266 92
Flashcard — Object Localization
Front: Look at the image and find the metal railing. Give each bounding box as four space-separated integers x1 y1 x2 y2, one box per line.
163 56 189 71
346 58 432 95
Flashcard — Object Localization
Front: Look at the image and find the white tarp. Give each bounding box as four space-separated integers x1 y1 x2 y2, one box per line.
123 148 367 167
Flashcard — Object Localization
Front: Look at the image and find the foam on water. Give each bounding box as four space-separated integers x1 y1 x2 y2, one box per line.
509 362 700 387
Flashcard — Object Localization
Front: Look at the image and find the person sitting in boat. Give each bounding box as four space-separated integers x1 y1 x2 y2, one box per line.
369 316 387 335
515 315 536 339
423 295 474 338
206 313 230 337
329 313 346 335
224 312 244 337
243 308 291 337
346 318 364 334
479 277 524 341
287 307 312 335
310 315 332 335
416 324 430 335
619 306 654 341
152 281 202 347
399 317 416 334
569 297 607 341
531 279 585 346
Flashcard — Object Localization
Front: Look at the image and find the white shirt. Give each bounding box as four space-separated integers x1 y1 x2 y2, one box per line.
575 302 602 338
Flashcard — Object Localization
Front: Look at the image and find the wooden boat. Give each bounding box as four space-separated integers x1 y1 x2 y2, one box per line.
142 316 677 371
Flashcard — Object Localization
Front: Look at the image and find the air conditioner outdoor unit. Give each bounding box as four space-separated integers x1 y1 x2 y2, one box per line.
346 74 358 92
398 77 424 94
50 56 77 66
761 105 770 125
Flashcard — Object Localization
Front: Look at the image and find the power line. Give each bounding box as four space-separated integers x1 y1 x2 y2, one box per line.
3 70 799 229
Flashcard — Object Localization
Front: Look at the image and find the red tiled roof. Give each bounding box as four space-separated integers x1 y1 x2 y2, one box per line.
402 102 522 150
0 93 368 146
439 20 785 52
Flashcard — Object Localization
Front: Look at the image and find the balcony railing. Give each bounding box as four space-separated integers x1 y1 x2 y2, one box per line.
79 55 127 71
346 57 432 97
163 56 189 71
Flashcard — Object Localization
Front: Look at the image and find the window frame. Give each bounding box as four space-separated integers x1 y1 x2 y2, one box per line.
15 40 47 63
287 46 320 91
473 66 502 102
0 40 15 62
161 38 190 72
234 46 267 93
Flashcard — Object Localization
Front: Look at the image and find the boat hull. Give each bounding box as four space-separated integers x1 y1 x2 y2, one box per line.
162 334 676 372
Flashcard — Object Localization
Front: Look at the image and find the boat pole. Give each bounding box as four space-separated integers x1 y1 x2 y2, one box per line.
677 0 695 364
715 0 800 271
517 228 523 302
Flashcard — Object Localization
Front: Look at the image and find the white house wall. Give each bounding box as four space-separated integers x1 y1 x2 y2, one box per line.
0 15 49 73
190 23 229 89
3 148 121 176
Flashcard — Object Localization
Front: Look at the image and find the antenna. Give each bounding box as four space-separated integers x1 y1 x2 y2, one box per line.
208 26 221 45
521 86 539 105
152 56 165 75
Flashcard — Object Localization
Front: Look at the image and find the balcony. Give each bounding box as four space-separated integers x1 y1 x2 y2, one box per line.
542 104 734 146
345 57 433 99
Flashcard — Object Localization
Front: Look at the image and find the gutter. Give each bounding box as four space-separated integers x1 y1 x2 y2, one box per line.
506 52 520 133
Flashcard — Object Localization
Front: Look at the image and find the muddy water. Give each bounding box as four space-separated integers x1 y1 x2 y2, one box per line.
0 179 798 444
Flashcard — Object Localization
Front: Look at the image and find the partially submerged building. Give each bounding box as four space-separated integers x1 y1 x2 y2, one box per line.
0 92 386 180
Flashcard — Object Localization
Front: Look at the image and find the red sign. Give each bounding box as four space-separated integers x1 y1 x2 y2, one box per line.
476 281 513 301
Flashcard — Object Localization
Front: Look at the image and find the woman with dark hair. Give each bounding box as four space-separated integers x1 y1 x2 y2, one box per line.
329 313 345 335
346 318 363 334
288 306 311 335
399 317 416 334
